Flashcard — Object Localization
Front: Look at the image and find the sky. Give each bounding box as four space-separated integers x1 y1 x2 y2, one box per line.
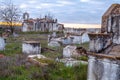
0 0 120 24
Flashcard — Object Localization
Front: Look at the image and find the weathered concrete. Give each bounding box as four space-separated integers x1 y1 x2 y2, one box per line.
63 45 87 58
87 56 120 80
0 37 5 50
88 33 112 53
62 37 73 45
63 45 77 58
28 54 46 59
87 4 120 80
48 40 60 47
52 31 57 38
72 35 81 44
22 41 41 54
60 58 88 66
27 54 48 66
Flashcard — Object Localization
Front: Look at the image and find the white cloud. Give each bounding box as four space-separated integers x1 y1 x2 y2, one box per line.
28 0 37 4
35 6 42 9
16 0 107 24
40 3 54 8
80 0 90 2
20 3 28 9
38 3 64 8
57 0 75 5
80 0 103 5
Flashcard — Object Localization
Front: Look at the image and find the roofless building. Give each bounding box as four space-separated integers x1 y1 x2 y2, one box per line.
22 12 64 32
87 4 120 80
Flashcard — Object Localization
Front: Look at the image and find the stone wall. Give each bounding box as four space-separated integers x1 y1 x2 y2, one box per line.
88 33 112 53
87 4 120 80
87 56 120 80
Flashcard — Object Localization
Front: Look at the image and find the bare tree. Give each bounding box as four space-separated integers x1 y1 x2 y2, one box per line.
0 0 21 34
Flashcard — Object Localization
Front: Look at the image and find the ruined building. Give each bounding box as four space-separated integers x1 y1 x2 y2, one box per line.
87 4 120 80
22 12 64 32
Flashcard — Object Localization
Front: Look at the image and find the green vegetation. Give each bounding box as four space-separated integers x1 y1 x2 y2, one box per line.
0 33 89 80
73 56 88 61
0 55 87 80
42 46 63 59
19 31 63 35
19 31 52 34
35 58 54 64
75 42 89 50
0 42 22 56
81 42 89 50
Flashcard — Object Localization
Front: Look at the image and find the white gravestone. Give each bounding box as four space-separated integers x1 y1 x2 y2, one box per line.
22 41 41 54
63 45 76 58
0 37 5 50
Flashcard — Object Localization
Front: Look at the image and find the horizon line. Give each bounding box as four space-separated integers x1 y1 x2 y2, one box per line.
62 23 101 28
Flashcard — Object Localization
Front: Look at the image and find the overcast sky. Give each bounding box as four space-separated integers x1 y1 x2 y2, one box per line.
1 0 120 24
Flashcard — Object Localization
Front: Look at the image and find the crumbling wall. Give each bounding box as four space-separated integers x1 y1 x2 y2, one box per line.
88 34 112 53
101 4 120 44
101 4 120 33
87 56 120 80
88 4 120 80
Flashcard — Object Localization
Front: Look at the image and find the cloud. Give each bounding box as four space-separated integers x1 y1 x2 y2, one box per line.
80 0 104 5
80 0 90 2
40 3 53 8
35 6 42 9
20 3 28 9
28 0 37 4
34 2 67 9
13 0 120 24
57 0 75 5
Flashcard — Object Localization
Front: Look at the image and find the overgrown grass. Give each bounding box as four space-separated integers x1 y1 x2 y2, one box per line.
0 55 87 80
75 42 89 50
42 46 64 59
19 31 52 34
0 33 88 80
0 42 22 56
46 62 87 80
81 42 89 50
73 56 88 61
19 31 63 35
35 58 54 64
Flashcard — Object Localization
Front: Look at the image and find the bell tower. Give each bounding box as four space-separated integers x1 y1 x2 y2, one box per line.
23 12 29 20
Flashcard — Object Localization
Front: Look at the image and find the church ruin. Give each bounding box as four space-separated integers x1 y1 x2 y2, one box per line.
22 12 64 32
87 4 120 80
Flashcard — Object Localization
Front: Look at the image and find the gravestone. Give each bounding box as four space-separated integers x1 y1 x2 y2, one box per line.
0 37 5 50
22 41 41 54
48 41 60 47
63 45 76 58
